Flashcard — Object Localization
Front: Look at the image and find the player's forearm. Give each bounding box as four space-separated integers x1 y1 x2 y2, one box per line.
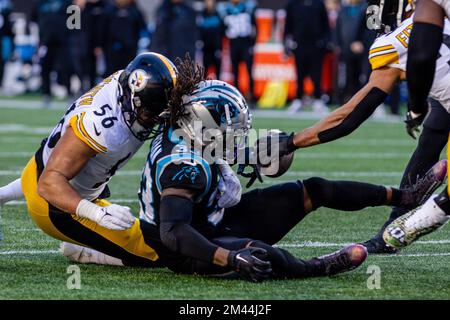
293 87 385 147
292 70 398 148
37 170 83 213
159 195 226 266
292 103 354 148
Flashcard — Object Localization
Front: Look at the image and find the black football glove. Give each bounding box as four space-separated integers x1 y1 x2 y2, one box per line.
405 111 426 140
228 247 272 283
257 131 297 165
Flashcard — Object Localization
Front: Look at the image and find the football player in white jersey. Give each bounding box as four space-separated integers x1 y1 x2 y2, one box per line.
257 0 450 253
381 0 450 249
0 52 186 265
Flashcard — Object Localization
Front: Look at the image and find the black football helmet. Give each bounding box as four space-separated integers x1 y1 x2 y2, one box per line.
118 52 178 141
366 0 414 34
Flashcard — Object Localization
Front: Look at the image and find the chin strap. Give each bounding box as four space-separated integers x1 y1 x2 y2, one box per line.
237 163 263 188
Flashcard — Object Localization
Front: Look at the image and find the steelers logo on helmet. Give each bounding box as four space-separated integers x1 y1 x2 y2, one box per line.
128 69 149 93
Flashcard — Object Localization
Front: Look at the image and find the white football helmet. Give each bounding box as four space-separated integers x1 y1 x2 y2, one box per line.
177 80 252 162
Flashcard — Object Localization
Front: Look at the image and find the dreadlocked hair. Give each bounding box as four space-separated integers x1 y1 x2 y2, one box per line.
169 53 205 126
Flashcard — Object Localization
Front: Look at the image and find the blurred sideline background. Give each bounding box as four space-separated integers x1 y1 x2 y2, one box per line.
0 0 406 116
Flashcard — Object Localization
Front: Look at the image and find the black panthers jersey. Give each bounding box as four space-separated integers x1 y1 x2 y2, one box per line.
138 128 222 236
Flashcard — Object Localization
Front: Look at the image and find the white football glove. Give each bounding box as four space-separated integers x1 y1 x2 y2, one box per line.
217 160 242 209
76 199 135 230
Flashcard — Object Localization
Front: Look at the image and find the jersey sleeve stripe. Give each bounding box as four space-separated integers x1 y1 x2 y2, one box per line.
77 113 108 153
369 51 400 70
369 44 396 55
69 114 107 154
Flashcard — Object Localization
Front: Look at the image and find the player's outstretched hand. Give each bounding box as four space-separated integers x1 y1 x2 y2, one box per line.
257 131 297 165
228 247 272 282
76 200 135 230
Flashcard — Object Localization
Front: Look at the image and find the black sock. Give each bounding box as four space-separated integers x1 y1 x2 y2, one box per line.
250 240 320 278
390 188 403 207
434 186 450 215
303 177 387 211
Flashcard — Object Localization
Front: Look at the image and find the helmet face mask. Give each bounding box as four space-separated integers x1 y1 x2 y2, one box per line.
119 52 177 141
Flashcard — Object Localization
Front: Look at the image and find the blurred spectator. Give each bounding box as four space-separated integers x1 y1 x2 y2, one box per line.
12 12 40 95
64 0 107 96
284 0 330 114
197 0 224 79
219 0 257 100
81 0 107 89
138 0 163 31
35 0 73 105
324 0 341 105
151 0 198 62
97 0 146 76
336 0 373 102
66 0 87 96
0 0 13 89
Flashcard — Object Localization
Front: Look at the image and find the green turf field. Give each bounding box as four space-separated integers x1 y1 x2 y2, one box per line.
0 105 449 300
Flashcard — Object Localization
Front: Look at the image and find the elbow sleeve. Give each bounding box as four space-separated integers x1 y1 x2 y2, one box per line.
406 22 443 114
318 87 388 143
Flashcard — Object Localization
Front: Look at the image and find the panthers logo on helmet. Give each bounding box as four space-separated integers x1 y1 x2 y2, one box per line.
128 69 149 92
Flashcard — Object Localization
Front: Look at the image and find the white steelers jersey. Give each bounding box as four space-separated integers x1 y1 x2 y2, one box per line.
432 0 450 18
40 71 144 201
368 16 414 71
369 16 450 112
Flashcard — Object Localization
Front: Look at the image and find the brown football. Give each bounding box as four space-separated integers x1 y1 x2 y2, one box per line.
259 130 295 178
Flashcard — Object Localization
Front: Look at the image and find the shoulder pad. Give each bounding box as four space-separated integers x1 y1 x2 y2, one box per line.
69 111 108 153
155 152 212 199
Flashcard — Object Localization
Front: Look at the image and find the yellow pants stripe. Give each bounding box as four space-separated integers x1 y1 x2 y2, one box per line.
21 156 159 262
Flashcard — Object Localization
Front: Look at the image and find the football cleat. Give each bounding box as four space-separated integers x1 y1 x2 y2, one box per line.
60 242 92 263
60 242 124 266
383 195 450 248
361 236 398 254
312 244 368 276
401 159 447 210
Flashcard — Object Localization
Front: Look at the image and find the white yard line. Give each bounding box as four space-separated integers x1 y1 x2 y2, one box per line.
0 151 412 159
1 245 450 258
0 137 43 143
0 250 60 255
0 100 66 110
0 169 405 178
0 134 413 147
0 104 402 122
0 152 34 158
376 252 450 258
279 240 450 248
0 124 52 135
4 198 139 206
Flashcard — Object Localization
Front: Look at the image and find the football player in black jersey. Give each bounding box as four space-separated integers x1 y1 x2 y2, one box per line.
63 79 444 282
